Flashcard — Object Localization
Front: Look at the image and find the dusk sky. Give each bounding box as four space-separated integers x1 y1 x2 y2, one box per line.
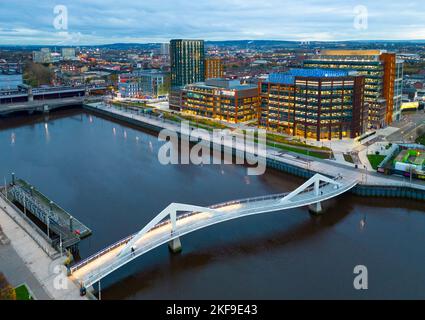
0 0 424 45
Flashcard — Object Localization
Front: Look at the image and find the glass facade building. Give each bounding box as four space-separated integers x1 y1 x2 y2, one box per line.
259 69 368 141
303 50 404 128
134 69 169 98
170 40 205 87
182 79 260 123
170 39 205 111
205 58 224 80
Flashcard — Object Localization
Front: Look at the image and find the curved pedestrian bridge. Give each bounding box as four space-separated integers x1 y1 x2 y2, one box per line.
69 174 358 290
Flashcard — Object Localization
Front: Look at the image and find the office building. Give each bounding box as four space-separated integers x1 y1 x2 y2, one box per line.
205 58 224 79
135 69 169 98
62 48 76 61
118 81 140 98
259 69 368 141
304 50 403 128
160 43 170 56
181 78 260 123
33 48 52 64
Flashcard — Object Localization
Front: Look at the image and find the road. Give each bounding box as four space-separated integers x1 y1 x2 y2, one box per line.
387 110 425 142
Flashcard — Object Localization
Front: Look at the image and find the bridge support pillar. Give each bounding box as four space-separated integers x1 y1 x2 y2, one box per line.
309 202 323 215
168 237 182 254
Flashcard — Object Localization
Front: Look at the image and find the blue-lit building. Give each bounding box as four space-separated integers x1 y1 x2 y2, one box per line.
259 68 368 141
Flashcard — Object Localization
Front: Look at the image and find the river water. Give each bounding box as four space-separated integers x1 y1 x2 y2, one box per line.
0 108 424 299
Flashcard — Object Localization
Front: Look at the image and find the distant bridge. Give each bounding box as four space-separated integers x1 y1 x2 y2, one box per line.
0 96 104 116
0 85 107 107
69 174 358 291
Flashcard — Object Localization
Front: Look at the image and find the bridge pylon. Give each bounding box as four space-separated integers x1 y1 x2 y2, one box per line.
169 237 182 253
280 173 343 215
308 202 323 215
118 203 217 258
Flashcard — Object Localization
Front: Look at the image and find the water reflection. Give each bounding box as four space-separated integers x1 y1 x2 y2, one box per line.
44 123 50 142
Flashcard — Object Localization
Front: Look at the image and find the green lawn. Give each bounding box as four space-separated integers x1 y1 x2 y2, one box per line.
267 142 332 159
416 134 425 146
368 155 386 170
265 133 332 152
15 284 33 300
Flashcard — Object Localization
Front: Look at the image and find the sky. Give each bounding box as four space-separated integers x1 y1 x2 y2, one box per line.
0 0 424 45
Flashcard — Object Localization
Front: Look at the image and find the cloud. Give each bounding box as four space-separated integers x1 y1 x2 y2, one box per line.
0 0 424 45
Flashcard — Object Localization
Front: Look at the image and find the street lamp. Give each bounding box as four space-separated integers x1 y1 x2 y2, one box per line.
364 165 368 184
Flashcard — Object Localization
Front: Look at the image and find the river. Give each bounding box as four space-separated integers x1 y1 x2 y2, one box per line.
1 108 424 299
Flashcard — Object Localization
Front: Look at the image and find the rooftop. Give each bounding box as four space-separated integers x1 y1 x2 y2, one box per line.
319 49 384 56
187 78 257 91
266 68 356 85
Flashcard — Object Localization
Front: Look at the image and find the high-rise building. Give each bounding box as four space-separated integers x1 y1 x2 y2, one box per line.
205 58 224 79
304 50 404 128
33 48 52 64
170 39 205 111
181 78 260 123
170 39 205 87
160 43 170 56
259 69 368 141
62 48 76 61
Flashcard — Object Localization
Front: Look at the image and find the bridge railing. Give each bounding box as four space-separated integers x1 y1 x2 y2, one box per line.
70 233 136 273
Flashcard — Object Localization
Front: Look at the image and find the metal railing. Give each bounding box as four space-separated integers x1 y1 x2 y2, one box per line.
70 233 135 273
0 191 61 258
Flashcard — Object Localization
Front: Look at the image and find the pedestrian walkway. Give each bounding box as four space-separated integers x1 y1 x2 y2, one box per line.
0 244 51 300
0 201 88 300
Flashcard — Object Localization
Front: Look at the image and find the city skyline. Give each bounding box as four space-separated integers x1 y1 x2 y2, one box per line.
0 0 424 45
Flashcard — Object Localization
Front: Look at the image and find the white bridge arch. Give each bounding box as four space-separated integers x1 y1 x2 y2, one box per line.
69 174 358 289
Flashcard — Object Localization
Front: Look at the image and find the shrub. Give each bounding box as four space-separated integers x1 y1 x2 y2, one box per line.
0 273 16 300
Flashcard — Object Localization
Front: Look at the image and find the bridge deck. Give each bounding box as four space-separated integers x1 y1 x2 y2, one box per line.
70 177 357 288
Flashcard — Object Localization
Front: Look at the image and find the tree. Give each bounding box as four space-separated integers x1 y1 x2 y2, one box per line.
157 76 171 96
0 273 16 300
23 62 54 87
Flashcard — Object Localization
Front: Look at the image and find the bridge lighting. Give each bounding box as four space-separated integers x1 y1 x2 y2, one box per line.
217 204 243 212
